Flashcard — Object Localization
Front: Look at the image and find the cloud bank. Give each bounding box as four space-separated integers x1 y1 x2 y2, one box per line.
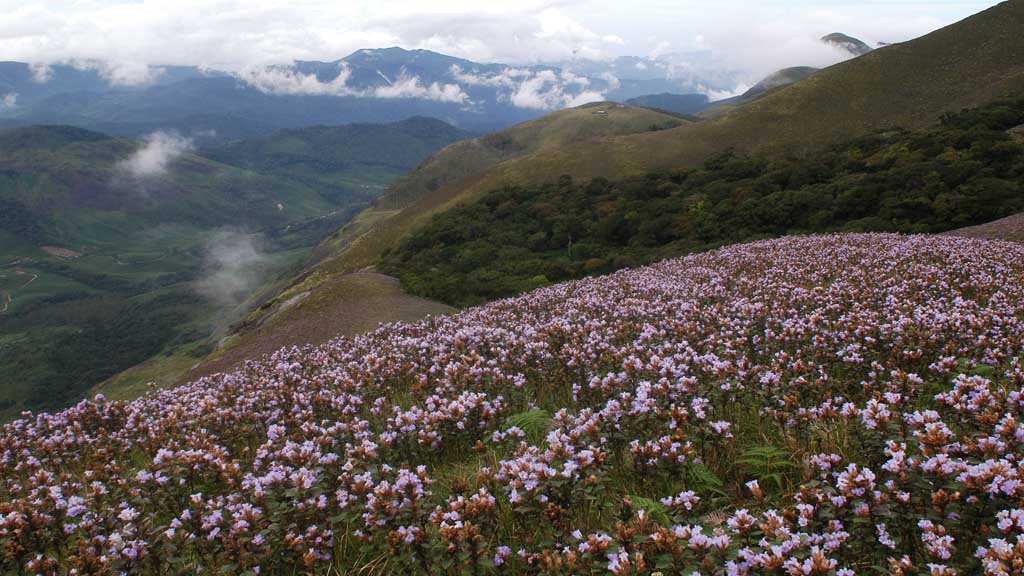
238 65 359 96
451 65 606 110
118 131 194 178
0 1 998 98
238 64 469 103
373 74 468 104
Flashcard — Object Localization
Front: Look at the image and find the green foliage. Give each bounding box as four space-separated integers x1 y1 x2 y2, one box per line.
627 495 671 526
0 292 190 413
736 445 796 491
506 408 550 444
383 98 1024 306
686 462 726 496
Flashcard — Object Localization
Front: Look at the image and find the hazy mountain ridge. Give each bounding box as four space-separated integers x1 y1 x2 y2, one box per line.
0 49 620 138
822 32 873 56
0 31 876 141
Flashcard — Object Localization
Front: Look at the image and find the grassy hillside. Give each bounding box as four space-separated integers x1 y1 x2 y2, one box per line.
309 103 686 272
479 0 1024 190
698 66 820 119
284 0 1024 298
5 234 1024 574
383 98 1024 306
216 103 687 360
624 93 711 116
203 116 469 199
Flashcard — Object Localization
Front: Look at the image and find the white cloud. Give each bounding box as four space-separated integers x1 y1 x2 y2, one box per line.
373 74 468 103
64 59 165 87
1 93 17 110
29 63 53 83
452 65 609 110
237 64 359 96
198 229 269 307
510 69 603 110
238 65 468 103
118 131 194 178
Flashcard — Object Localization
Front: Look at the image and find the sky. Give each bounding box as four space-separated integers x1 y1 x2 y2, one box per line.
0 1 1002 79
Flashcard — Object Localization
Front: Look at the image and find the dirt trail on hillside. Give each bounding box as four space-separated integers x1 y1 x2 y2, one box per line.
0 272 39 314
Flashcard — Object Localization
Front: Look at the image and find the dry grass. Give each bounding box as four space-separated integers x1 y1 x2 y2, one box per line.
188 272 455 380
947 212 1024 243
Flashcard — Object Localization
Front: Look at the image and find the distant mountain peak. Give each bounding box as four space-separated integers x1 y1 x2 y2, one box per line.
821 33 873 56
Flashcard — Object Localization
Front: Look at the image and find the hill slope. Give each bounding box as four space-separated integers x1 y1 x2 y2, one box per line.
4 234 1024 574
625 93 711 115
699 66 820 118
273 103 684 281
184 103 687 376
447 0 1024 193
268 0 1024 299
204 116 469 200
381 97 1024 306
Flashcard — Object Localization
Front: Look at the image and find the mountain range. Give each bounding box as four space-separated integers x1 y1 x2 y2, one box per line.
0 31 874 142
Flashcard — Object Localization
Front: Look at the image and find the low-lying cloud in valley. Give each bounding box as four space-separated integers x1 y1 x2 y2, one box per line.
238 65 361 97
118 131 194 179
238 64 469 104
0 93 16 110
372 73 468 104
236 61 595 109
197 230 271 308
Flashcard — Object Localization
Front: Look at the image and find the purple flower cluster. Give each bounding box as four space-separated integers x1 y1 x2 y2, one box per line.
3 233 1024 574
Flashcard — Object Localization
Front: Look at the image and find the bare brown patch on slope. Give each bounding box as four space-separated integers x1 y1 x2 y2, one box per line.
946 213 1024 243
188 272 454 380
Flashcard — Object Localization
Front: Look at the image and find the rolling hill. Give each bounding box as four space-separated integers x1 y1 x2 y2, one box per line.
392 0 1024 214
296 0 1024 274
203 116 470 201
624 93 711 115
184 0 1024 385
181 103 687 378
821 32 873 56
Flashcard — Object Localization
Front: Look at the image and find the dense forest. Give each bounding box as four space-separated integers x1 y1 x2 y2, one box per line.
383 98 1024 306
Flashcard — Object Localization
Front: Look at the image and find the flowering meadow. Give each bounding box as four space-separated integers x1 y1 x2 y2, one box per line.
5 233 1024 575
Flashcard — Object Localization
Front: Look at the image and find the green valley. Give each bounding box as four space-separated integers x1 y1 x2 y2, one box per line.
0 120 467 419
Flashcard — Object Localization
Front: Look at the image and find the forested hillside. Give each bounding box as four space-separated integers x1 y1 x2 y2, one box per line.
384 98 1024 305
